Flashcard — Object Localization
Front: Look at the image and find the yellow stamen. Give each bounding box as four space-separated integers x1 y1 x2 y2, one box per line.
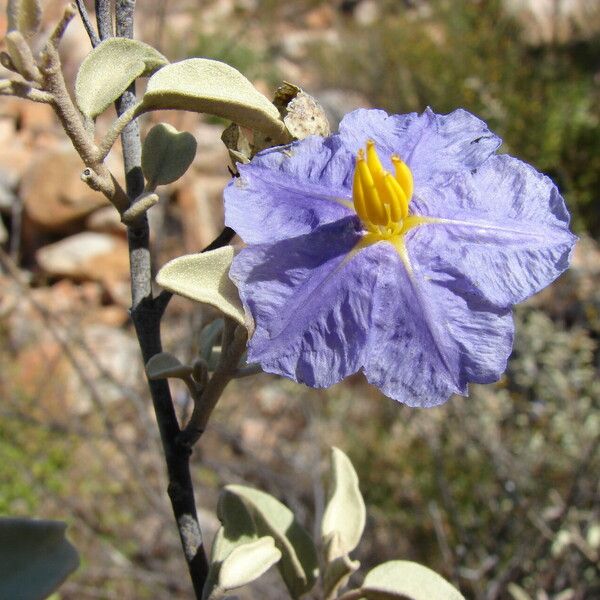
392 155 413 200
351 141 420 257
356 151 387 225
366 140 385 178
382 173 403 222
352 153 369 224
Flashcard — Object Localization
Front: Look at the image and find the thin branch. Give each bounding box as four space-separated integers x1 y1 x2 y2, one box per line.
5 31 42 81
49 2 78 47
0 80 53 103
96 99 143 161
38 41 129 213
202 227 236 253
121 192 159 225
178 324 248 448
95 0 113 40
113 1 209 596
75 0 101 47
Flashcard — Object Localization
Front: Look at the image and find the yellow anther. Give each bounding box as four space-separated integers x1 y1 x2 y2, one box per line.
384 172 409 219
352 154 369 224
392 155 414 201
366 140 384 178
382 173 403 222
357 153 387 225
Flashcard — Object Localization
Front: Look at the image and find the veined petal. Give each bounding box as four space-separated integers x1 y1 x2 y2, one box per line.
364 244 514 407
339 107 501 185
407 155 577 307
225 135 355 244
229 218 372 386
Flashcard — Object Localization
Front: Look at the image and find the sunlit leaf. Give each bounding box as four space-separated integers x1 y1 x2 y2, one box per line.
323 550 359 600
219 537 281 591
225 484 318 599
7 0 42 38
321 447 366 561
145 352 192 380
0 518 79 600
360 561 465 600
142 123 197 187
142 58 286 140
75 38 168 118
156 246 245 326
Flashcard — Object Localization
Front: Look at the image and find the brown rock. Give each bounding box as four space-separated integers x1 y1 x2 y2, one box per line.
35 231 130 284
0 136 34 189
86 205 126 235
21 146 109 233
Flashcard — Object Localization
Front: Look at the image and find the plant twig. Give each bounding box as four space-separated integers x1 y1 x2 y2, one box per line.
109 1 210 596
95 0 113 39
39 43 129 212
75 0 101 47
178 323 248 448
0 80 53 103
202 227 236 252
49 2 78 47
97 99 143 161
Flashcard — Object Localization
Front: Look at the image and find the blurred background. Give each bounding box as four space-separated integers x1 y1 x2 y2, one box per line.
0 0 599 598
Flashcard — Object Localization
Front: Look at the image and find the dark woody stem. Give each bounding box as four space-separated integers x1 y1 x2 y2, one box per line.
100 0 209 596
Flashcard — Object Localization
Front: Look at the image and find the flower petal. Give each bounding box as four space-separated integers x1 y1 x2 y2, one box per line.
364 244 514 407
338 107 501 183
229 218 373 386
408 155 577 307
225 135 355 244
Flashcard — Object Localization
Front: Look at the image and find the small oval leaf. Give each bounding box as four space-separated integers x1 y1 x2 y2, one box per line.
156 246 245 326
7 0 42 38
75 38 168 118
0 517 79 600
225 484 318 599
321 447 366 561
142 59 286 139
219 537 281 591
145 352 192 380
360 561 465 600
142 123 197 187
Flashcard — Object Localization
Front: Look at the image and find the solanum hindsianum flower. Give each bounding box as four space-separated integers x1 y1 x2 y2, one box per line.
224 108 576 407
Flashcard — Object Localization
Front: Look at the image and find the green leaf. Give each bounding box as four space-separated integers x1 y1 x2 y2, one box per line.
323 549 360 600
7 0 42 37
0 517 79 600
203 491 259 600
321 447 366 561
225 484 319 599
145 352 193 380
360 561 465 600
156 246 246 326
142 123 197 187
219 537 281 591
142 58 286 140
75 38 168 118
212 488 258 562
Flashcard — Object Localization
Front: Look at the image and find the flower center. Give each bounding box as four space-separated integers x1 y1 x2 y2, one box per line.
352 140 414 239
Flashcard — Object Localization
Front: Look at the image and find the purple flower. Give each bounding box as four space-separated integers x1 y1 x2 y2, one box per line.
224 108 576 407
